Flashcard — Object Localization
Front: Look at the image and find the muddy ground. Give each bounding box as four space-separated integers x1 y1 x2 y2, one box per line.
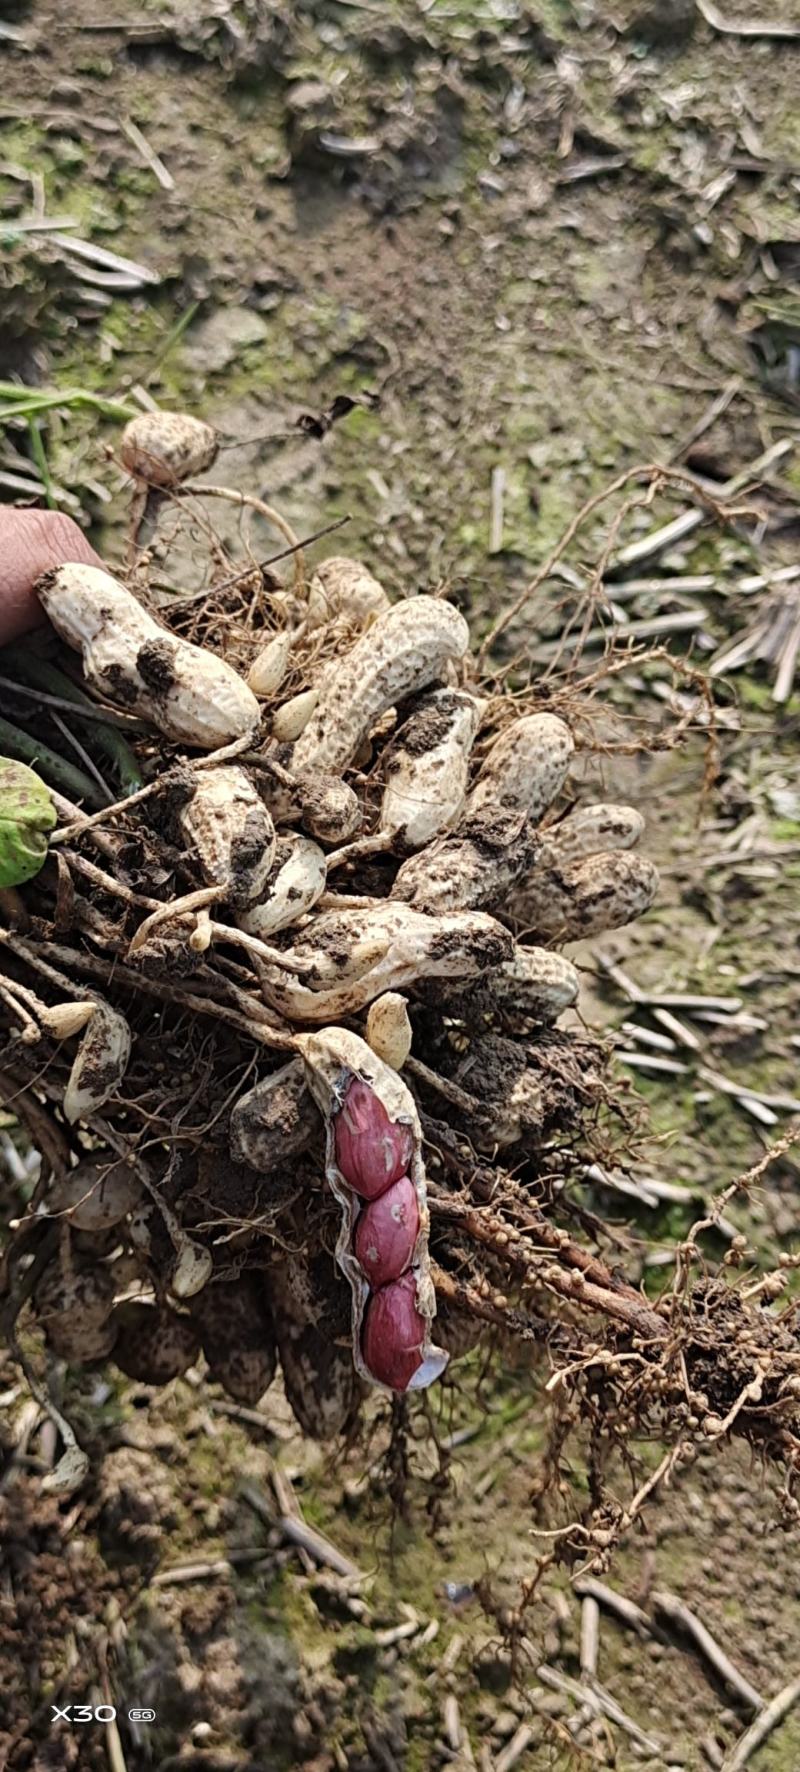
1 0 800 1767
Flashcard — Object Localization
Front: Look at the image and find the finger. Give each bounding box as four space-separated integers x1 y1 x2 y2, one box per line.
0 509 103 646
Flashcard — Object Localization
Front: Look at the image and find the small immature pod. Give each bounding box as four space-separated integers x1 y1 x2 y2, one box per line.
178 765 276 906
237 834 327 938
306 556 390 631
292 596 470 776
467 712 574 821
63 999 132 1124
539 803 644 867
38 1000 97 1041
392 809 539 916
35 1261 117 1363
120 410 218 488
37 563 260 750
298 775 361 845
366 993 412 1070
247 631 293 698
379 688 482 849
229 1058 320 1170
507 851 659 940
169 1235 213 1300
272 687 319 743
297 1027 447 1395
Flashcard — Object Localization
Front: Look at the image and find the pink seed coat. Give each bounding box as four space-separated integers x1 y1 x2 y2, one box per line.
333 1078 414 1200
353 1176 419 1288
361 1271 427 1391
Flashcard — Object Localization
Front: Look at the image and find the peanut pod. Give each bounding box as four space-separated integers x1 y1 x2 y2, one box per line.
36 563 260 749
190 1279 277 1404
48 1157 141 1231
111 1302 200 1385
263 902 512 1024
63 999 132 1124
392 809 539 915
120 410 218 488
292 596 469 776
229 1058 321 1170
297 1026 448 1395
306 556 390 631
237 834 327 938
507 851 659 940
479 946 580 1021
467 712 574 821
380 688 482 849
539 803 644 867
178 765 276 905
267 1251 363 1437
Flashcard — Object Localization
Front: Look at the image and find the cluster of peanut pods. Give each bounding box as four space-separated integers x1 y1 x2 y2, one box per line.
8 411 659 1425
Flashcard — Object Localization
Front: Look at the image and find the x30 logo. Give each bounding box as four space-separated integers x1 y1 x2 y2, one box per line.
51 1705 117 1724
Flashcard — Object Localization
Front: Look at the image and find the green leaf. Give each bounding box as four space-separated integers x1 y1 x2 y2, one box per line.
0 756 56 888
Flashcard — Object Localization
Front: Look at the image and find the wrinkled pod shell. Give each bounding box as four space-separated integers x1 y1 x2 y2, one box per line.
120 410 218 488
36 563 260 750
379 687 482 849
297 1026 447 1395
292 595 470 776
178 765 276 905
306 556 390 631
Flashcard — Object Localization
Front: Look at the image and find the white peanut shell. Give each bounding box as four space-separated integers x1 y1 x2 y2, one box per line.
37 563 260 749
292 596 470 775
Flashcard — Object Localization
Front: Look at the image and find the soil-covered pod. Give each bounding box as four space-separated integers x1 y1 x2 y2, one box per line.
237 834 327 939
288 914 393 991
454 1033 544 1150
35 1261 116 1339
478 946 580 1021
0 757 56 889
42 1313 119 1365
539 803 644 867
63 999 132 1124
268 1251 365 1437
466 712 574 821
507 851 659 940
36 563 260 750
190 1279 277 1404
365 993 412 1070
48 1157 142 1232
229 1058 321 1171
306 556 390 631
264 902 512 1024
247 631 293 698
120 410 218 488
297 1027 448 1395
297 775 362 845
111 1301 200 1384
379 688 483 849
292 596 470 776
178 765 276 906
391 809 540 915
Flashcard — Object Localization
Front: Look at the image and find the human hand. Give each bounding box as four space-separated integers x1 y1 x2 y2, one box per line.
0 507 102 647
